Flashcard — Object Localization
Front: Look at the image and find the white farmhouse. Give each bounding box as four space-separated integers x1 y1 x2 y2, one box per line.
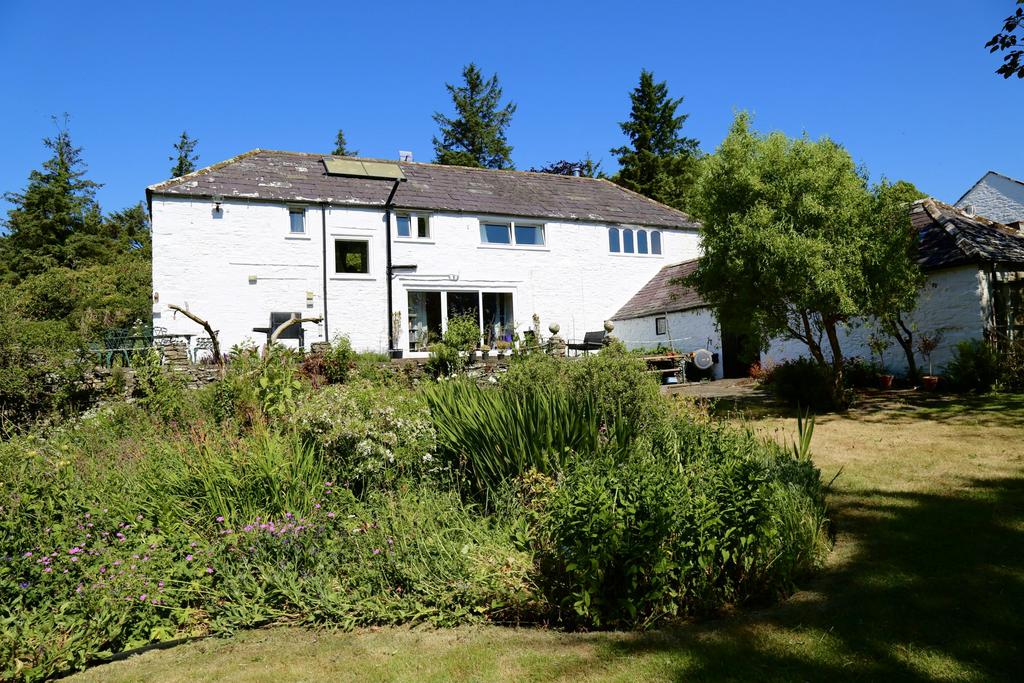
147 150 701 356
956 171 1024 227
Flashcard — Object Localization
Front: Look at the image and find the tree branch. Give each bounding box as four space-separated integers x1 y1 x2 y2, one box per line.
168 304 222 368
270 316 324 344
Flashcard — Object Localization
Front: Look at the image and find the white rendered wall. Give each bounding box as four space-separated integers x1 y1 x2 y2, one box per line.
956 173 1024 224
764 265 987 376
151 196 701 354
613 308 724 379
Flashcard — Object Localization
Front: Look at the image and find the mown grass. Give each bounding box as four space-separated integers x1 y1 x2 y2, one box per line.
71 391 1024 682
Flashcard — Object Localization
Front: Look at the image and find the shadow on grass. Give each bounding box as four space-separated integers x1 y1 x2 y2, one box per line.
598 475 1024 681
712 390 1024 429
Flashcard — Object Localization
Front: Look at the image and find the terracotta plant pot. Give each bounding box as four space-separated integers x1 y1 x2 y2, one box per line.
879 374 894 389
921 375 939 391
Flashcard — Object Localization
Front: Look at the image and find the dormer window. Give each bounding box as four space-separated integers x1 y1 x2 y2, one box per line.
289 208 306 234
396 212 431 240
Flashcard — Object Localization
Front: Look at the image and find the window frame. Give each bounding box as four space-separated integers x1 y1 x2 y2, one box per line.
394 211 432 241
655 316 667 336
478 219 546 248
287 206 307 236
609 226 664 257
333 238 372 277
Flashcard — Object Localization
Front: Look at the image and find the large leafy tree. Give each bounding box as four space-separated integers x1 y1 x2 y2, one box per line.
611 70 700 210
862 180 926 380
432 63 516 169
689 113 916 404
1 117 103 282
169 131 199 177
332 129 357 156
987 0 1024 79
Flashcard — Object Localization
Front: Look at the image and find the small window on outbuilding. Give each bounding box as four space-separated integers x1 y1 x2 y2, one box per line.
623 228 635 254
655 316 667 336
651 230 662 254
289 208 305 234
637 230 649 254
335 239 369 274
609 227 620 253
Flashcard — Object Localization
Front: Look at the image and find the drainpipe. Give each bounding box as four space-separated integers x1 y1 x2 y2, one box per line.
321 202 329 341
384 179 401 354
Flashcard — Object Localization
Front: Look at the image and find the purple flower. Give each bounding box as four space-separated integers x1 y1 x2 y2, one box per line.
216 516 225 523
205 567 214 574
23 551 32 558
19 581 29 589
372 548 382 555
139 594 148 601
185 554 194 562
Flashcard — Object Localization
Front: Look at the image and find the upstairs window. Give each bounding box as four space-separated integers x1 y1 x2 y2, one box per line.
480 220 545 247
335 239 369 274
396 215 411 238
481 223 512 244
396 212 431 240
609 226 663 256
514 224 544 246
655 316 667 335
289 208 305 234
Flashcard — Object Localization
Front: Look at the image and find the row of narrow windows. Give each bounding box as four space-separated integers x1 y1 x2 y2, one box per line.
609 227 662 255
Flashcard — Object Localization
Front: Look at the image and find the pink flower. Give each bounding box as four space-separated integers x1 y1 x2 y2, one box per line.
23 552 32 558
216 516 225 523
205 567 214 574
139 594 148 601
185 554 193 562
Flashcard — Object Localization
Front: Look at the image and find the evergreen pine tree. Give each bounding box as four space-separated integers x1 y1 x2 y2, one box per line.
1 116 103 282
332 129 357 156
169 131 199 177
611 70 700 210
432 63 516 169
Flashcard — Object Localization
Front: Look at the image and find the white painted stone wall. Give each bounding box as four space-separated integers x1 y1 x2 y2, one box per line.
764 265 988 376
150 196 701 354
613 308 724 379
956 173 1024 224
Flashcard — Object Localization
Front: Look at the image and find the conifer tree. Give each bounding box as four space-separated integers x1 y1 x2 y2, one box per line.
432 63 516 169
1 116 102 282
169 131 199 177
332 129 357 156
611 70 700 210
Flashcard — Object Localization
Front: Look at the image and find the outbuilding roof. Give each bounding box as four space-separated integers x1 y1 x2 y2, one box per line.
612 259 706 320
147 149 699 230
913 198 1024 269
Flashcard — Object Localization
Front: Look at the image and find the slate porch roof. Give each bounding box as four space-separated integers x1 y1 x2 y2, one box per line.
913 198 1024 270
612 259 706 321
147 149 699 230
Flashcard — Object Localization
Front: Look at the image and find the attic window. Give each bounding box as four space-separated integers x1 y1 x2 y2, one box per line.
335 239 369 274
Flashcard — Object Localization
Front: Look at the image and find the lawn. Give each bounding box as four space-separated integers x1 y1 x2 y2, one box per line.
71 392 1024 682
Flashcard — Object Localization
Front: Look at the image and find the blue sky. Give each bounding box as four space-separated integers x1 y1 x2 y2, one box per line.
1 1 1022 216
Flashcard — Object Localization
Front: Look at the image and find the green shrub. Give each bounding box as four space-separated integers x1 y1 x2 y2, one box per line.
842 356 882 388
425 342 463 378
290 381 438 491
761 357 843 411
426 380 636 500
502 343 662 428
425 315 482 378
534 420 830 627
214 344 307 424
943 340 1000 393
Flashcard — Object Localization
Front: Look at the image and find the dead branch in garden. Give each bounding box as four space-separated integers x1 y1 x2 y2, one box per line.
269 316 324 344
167 304 223 370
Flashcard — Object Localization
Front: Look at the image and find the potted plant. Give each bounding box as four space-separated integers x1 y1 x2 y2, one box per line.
479 344 491 360
868 332 894 389
915 331 943 390
495 340 511 358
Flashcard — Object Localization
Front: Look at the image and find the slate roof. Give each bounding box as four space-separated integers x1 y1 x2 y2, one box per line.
147 149 699 230
913 198 1024 269
612 259 706 320
954 170 1024 207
